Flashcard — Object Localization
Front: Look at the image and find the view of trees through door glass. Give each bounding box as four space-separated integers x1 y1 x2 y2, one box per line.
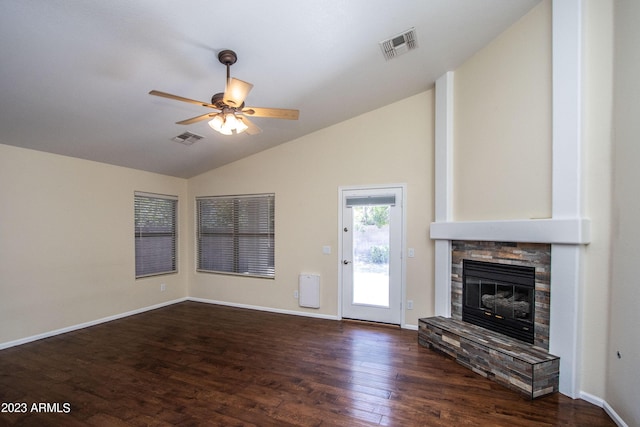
352 205 390 307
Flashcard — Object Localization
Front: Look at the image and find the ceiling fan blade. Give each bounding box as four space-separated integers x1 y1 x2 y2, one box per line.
242 107 299 120
176 112 218 125
238 116 262 135
223 78 253 108
149 90 217 109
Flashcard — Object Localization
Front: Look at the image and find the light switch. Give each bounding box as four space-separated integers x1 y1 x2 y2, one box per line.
322 245 331 254
408 248 415 258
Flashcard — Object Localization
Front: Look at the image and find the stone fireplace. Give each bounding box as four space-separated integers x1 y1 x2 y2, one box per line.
452 241 551 349
428 218 589 398
419 239 559 398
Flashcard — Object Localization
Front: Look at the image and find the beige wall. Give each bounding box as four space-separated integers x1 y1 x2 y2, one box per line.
0 144 188 344
188 91 435 327
581 0 614 401
608 0 640 424
453 0 552 221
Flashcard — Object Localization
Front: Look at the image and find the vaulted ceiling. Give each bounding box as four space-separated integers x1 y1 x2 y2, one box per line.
0 0 540 178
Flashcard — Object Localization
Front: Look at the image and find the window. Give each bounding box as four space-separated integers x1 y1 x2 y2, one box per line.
134 192 178 278
197 194 275 278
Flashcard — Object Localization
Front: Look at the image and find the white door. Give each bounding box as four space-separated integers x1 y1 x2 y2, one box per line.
340 186 403 324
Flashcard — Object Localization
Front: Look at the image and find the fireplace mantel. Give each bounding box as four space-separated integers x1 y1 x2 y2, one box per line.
431 2 591 399
430 218 591 245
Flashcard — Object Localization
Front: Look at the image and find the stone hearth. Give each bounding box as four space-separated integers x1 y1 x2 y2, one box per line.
419 316 559 399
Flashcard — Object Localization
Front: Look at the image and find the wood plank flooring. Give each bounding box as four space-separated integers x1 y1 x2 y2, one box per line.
0 302 615 426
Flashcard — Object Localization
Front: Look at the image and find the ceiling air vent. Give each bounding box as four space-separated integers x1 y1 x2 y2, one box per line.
379 28 417 60
171 131 204 145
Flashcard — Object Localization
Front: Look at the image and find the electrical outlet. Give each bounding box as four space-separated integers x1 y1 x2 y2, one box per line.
407 300 414 310
160 283 166 292
294 290 299 299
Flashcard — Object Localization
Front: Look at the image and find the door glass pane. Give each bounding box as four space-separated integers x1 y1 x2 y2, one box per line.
352 205 390 307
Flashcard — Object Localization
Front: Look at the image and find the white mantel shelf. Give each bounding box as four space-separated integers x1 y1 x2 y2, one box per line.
430 218 591 245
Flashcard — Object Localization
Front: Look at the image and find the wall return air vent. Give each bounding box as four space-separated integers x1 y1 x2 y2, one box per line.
171 131 204 145
379 28 417 60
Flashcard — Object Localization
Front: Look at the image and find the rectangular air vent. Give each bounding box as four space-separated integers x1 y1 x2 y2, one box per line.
379 28 417 60
171 131 204 145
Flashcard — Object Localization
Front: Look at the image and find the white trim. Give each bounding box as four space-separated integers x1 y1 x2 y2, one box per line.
434 240 451 317
188 297 340 321
580 392 629 427
0 297 188 351
430 218 591 244
190 298 425 331
604 402 630 427
434 72 454 318
552 0 583 217
550 0 584 399
434 71 453 223
580 391 604 408
134 191 178 201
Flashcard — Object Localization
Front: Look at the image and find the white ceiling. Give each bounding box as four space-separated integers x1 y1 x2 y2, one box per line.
0 0 540 178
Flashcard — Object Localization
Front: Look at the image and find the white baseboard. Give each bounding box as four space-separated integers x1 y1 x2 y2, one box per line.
580 390 605 408
603 401 628 427
580 391 628 427
0 297 436 353
0 296 628 427
187 297 341 321
188 298 422 332
0 297 188 351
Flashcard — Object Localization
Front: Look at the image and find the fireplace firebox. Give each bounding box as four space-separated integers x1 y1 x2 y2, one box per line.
462 259 535 344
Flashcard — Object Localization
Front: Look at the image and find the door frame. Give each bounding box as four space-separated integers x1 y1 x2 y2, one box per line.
338 183 407 326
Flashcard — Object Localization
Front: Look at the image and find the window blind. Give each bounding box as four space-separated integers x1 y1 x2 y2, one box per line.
197 194 275 278
134 192 178 278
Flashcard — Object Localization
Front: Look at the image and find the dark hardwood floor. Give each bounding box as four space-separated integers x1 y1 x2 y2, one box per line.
0 302 614 426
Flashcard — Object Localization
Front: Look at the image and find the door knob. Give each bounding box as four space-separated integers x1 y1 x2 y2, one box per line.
343 260 351 265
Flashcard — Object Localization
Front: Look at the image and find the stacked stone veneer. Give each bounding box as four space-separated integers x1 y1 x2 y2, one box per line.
417 240 558 398
419 316 559 399
451 241 551 349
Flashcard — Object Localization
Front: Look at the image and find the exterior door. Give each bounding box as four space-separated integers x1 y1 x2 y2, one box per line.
340 186 403 324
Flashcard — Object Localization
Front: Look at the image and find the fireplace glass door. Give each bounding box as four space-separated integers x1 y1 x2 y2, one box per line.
462 260 535 343
465 280 534 321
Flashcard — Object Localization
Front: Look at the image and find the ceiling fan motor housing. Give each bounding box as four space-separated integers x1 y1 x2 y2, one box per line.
211 92 244 110
218 50 237 66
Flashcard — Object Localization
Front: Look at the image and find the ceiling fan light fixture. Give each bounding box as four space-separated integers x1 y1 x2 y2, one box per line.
208 112 247 135
224 112 239 129
234 116 249 134
208 114 225 132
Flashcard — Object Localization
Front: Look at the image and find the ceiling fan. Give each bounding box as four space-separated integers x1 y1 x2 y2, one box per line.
149 50 299 136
